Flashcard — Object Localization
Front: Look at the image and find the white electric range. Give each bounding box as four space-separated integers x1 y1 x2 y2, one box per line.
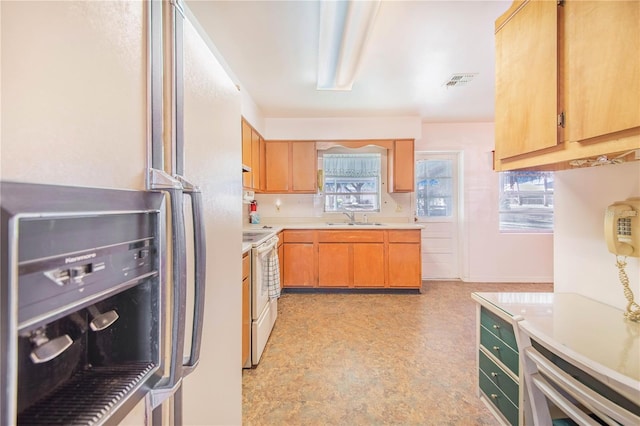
242 229 280 367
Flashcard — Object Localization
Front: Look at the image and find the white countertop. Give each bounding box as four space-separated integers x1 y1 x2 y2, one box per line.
472 292 640 402
244 222 423 231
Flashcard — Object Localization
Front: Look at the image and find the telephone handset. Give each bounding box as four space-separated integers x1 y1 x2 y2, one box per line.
604 198 640 322
604 199 640 257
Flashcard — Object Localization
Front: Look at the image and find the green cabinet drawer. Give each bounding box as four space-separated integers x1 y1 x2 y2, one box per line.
479 349 519 407
480 307 517 350
479 368 519 426
481 326 519 375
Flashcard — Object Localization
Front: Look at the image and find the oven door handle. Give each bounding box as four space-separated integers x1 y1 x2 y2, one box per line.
177 176 206 376
256 238 278 255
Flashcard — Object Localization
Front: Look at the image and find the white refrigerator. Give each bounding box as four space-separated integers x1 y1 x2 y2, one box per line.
1 0 243 424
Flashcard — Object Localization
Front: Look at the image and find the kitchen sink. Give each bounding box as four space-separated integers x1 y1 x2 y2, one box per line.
325 222 385 226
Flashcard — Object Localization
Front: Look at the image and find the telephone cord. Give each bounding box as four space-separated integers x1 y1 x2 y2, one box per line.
616 257 640 322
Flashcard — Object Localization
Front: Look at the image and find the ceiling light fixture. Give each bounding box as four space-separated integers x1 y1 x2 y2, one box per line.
317 0 381 91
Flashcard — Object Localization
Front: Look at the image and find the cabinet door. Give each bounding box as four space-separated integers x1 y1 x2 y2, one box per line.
318 243 350 287
291 142 317 192
277 235 284 290
495 0 559 159
565 1 640 142
390 140 415 192
241 120 252 188
353 243 385 287
283 243 315 287
265 141 290 191
251 128 261 190
388 243 421 288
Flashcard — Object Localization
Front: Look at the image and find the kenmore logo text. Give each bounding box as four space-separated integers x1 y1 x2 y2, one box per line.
65 253 97 264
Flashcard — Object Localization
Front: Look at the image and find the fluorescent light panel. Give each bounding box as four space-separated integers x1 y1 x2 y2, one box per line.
317 0 381 91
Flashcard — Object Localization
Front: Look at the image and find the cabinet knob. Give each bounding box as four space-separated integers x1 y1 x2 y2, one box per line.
491 372 499 378
493 346 500 351
493 324 500 329
490 393 499 399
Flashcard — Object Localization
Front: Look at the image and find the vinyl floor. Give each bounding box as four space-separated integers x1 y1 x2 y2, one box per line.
242 281 553 425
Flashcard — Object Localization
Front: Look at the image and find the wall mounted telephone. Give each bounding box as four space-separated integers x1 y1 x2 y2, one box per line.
605 198 640 322
605 199 640 257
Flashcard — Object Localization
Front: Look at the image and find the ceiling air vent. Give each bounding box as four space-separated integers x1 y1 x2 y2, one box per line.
443 73 478 87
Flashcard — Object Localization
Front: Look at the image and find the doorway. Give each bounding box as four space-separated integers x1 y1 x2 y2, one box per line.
413 152 462 279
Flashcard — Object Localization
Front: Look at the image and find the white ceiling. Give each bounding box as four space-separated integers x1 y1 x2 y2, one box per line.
187 0 511 122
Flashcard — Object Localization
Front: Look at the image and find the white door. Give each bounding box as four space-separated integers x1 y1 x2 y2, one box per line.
413 152 461 279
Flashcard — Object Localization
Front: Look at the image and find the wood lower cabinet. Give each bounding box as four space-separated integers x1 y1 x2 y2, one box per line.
282 229 420 289
283 230 316 287
277 231 284 290
353 243 385 287
388 243 421 288
241 251 250 367
318 243 351 287
387 230 421 288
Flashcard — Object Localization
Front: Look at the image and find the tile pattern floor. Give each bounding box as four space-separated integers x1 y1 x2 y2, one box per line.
243 281 553 425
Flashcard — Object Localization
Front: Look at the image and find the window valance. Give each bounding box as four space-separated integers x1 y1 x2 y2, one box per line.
323 153 381 177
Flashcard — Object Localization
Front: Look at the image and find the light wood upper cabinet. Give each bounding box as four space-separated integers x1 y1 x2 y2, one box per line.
291 142 317 192
241 120 252 188
264 141 317 193
241 118 265 190
565 1 639 142
264 141 290 192
388 139 415 192
251 128 262 190
494 0 640 171
495 0 559 160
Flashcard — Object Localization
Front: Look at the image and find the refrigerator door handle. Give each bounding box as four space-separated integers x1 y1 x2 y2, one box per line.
149 168 188 408
176 175 206 376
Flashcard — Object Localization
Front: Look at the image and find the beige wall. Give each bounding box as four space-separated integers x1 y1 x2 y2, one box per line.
554 161 640 310
419 122 554 283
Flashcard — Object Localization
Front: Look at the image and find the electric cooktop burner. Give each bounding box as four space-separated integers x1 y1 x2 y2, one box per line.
242 231 274 244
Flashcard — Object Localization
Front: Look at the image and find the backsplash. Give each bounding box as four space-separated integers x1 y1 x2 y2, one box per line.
245 191 413 225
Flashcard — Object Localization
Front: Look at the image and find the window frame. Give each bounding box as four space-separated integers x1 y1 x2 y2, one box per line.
414 154 457 223
498 170 554 233
320 151 383 214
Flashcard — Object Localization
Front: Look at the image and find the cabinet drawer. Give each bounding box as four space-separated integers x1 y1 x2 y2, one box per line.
480 307 517 350
283 230 315 243
481 327 519 376
387 230 421 243
317 230 384 243
242 253 250 280
479 350 519 407
479 368 519 426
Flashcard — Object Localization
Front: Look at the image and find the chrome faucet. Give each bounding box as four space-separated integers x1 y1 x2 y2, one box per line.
343 211 356 223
